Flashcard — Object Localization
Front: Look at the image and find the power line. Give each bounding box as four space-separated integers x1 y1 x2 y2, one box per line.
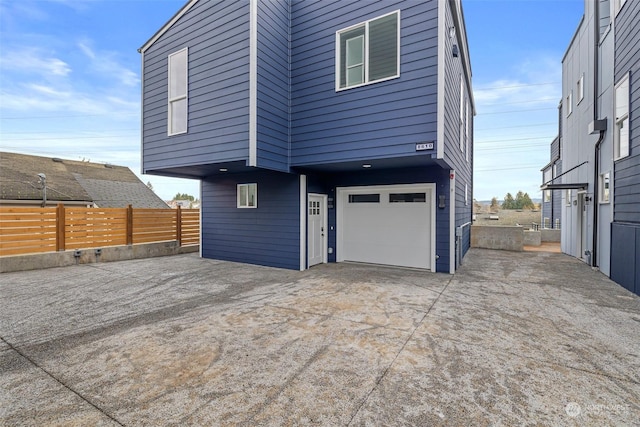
478 98 559 107
475 165 542 172
477 107 557 115
475 135 556 144
474 82 560 91
0 113 137 120
0 129 139 135
1 134 137 141
475 122 556 131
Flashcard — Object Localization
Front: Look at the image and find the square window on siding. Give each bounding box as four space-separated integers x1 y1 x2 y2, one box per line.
237 183 257 208
614 73 630 160
336 11 399 91
168 48 188 136
599 172 610 203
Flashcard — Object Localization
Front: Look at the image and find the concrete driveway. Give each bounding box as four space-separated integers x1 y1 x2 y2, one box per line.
1 249 639 426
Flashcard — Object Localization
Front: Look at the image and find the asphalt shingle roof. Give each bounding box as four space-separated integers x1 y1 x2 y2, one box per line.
0 152 169 209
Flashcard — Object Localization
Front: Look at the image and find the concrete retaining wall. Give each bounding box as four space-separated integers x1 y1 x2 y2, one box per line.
524 230 542 246
0 242 199 273
471 226 524 251
541 229 561 242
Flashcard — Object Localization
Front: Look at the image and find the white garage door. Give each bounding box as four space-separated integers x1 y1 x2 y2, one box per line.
337 184 434 270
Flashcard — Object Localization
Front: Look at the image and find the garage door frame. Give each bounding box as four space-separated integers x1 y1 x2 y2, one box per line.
336 183 436 272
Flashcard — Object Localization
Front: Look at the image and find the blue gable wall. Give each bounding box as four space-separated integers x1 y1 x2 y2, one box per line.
289 0 439 166
202 170 300 270
142 0 250 175
256 0 290 172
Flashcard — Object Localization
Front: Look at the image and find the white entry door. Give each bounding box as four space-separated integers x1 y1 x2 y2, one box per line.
337 184 435 270
308 194 327 267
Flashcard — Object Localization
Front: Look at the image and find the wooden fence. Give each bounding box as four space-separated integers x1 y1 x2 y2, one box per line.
0 205 200 257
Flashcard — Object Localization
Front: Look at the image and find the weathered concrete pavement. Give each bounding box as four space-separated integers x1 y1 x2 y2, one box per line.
1 249 639 426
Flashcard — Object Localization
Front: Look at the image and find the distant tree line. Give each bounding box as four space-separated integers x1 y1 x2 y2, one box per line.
501 191 535 210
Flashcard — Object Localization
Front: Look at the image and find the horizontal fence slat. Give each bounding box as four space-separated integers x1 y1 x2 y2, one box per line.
1 206 199 257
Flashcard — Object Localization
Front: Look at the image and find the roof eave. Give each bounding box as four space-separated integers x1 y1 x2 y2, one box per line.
138 0 200 53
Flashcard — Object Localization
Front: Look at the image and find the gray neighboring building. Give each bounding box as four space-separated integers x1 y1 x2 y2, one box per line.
545 0 638 296
541 133 562 230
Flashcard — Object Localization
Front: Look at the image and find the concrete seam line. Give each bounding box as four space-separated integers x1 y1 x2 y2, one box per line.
0 336 126 426
346 276 455 425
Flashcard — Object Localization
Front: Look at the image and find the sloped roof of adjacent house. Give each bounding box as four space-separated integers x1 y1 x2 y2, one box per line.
0 152 169 208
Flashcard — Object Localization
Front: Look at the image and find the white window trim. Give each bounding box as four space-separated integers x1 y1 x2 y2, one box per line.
577 73 584 103
459 76 465 153
465 95 471 162
565 189 572 207
237 183 258 209
614 73 630 160
566 91 573 116
335 10 400 92
168 47 188 136
599 172 610 204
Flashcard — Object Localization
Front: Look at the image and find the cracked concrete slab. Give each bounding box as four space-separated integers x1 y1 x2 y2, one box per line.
1 249 639 426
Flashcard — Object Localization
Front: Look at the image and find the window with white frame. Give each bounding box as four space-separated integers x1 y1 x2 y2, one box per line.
566 91 573 116
599 172 610 203
614 73 630 160
336 11 400 90
460 76 465 152
464 183 468 206
168 48 188 135
577 73 584 103
543 168 552 202
466 95 471 162
566 189 571 206
237 183 257 208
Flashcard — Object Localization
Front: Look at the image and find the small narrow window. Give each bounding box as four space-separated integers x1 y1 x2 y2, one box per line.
389 193 426 203
566 91 573 116
566 189 571 206
614 74 630 160
544 190 551 203
349 194 380 203
237 183 257 208
459 76 465 152
577 73 584 103
168 48 188 135
599 172 610 203
464 184 469 206
466 96 471 162
336 11 400 90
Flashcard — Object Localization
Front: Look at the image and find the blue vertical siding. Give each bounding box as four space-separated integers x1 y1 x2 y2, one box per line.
257 0 290 172
201 170 300 270
307 166 452 273
610 223 640 295
142 0 250 175
289 0 439 166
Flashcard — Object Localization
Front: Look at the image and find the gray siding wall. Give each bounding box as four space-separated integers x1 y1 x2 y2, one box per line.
442 1 473 259
142 0 250 175
201 170 300 270
614 0 640 224
289 0 439 166
257 0 290 172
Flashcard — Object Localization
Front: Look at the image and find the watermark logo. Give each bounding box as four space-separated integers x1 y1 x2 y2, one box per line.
565 401 629 418
565 402 581 417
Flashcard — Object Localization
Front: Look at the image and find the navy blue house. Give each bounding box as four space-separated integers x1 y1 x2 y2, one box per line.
139 0 474 273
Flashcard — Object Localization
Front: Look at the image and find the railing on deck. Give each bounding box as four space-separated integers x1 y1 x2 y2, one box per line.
0 205 200 257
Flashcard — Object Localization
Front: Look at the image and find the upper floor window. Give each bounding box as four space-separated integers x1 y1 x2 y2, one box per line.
566 91 573 116
614 73 630 160
168 48 188 136
577 73 584 103
459 76 465 153
336 11 400 91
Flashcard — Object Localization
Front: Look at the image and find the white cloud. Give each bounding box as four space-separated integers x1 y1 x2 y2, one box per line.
0 48 71 76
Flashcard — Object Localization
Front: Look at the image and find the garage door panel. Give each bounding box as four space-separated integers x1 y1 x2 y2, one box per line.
339 185 432 270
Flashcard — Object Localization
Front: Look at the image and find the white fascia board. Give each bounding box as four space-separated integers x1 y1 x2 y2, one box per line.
139 0 200 53
249 0 258 167
449 169 456 274
299 175 307 271
140 50 145 173
436 0 445 160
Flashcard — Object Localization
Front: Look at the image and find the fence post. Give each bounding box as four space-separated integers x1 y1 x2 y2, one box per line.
176 206 182 246
56 203 65 252
126 204 133 245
